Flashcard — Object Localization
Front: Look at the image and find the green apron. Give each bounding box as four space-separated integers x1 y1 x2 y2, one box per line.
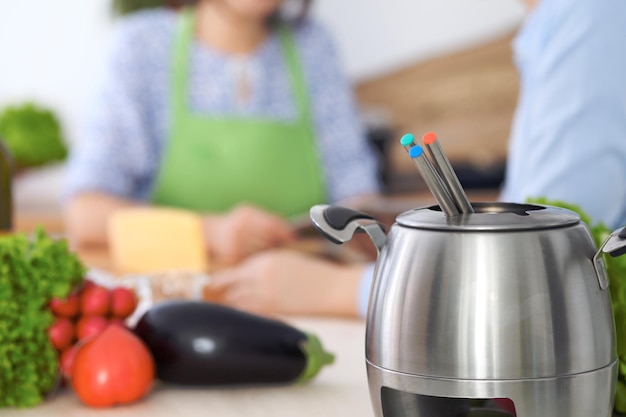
151 9 326 217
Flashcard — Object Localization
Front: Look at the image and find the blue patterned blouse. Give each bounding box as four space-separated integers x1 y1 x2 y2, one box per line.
64 9 380 204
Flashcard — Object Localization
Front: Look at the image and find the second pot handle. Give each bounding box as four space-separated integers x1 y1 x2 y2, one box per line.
310 205 387 254
600 226 626 258
593 226 626 289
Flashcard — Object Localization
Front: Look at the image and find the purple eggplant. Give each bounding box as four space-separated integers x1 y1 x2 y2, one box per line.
133 301 334 386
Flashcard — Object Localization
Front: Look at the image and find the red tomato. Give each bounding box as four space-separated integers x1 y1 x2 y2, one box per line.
108 317 126 328
60 344 79 379
71 325 154 407
82 279 97 291
110 287 138 318
49 293 80 318
77 316 109 340
48 317 75 351
80 285 111 316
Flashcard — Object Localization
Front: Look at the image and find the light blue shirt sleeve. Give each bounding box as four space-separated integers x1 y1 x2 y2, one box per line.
501 0 626 229
358 263 376 318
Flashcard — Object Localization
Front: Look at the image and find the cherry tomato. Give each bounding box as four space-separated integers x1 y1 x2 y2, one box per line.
48 317 75 351
108 317 126 328
71 325 154 407
110 287 138 318
76 315 109 340
60 344 79 379
80 285 111 316
49 293 80 318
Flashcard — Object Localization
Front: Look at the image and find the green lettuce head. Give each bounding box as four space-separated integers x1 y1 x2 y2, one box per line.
0 103 68 170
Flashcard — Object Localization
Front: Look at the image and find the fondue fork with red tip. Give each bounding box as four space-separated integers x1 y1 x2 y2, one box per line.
408 145 459 217
422 132 474 214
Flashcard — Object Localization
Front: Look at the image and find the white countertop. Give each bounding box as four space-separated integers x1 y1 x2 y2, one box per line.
3 318 374 417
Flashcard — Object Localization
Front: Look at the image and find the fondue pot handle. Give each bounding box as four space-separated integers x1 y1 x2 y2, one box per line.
309 205 387 254
593 226 626 289
601 226 626 257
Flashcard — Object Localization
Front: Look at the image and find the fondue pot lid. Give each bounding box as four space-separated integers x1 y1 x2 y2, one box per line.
396 202 581 231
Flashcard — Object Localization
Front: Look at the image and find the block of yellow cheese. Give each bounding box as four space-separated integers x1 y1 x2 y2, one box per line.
108 207 208 274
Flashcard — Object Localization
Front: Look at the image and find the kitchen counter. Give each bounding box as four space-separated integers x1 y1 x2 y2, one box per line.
3 212 377 416
3 317 373 417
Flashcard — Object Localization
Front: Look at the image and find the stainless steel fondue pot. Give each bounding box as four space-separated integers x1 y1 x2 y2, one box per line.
311 202 626 417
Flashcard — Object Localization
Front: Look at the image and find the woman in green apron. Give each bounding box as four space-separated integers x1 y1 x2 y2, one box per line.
65 0 379 315
151 3 329 264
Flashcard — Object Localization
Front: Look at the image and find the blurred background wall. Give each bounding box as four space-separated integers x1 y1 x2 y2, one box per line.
315 0 524 80
0 0 526 212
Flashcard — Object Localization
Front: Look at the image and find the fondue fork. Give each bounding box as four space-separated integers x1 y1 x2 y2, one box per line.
422 132 474 214
408 145 459 217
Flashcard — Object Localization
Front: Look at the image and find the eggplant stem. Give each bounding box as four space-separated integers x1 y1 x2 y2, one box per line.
296 333 335 383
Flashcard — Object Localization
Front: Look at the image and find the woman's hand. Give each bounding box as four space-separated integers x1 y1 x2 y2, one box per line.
202 205 295 266
64 192 139 248
208 249 366 317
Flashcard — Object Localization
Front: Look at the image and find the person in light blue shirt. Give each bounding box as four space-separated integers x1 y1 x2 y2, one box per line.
501 0 626 230
501 2 626 414
353 0 626 320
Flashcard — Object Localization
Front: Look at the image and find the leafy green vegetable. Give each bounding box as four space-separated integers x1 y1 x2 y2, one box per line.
0 103 67 170
0 230 85 408
528 198 626 412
